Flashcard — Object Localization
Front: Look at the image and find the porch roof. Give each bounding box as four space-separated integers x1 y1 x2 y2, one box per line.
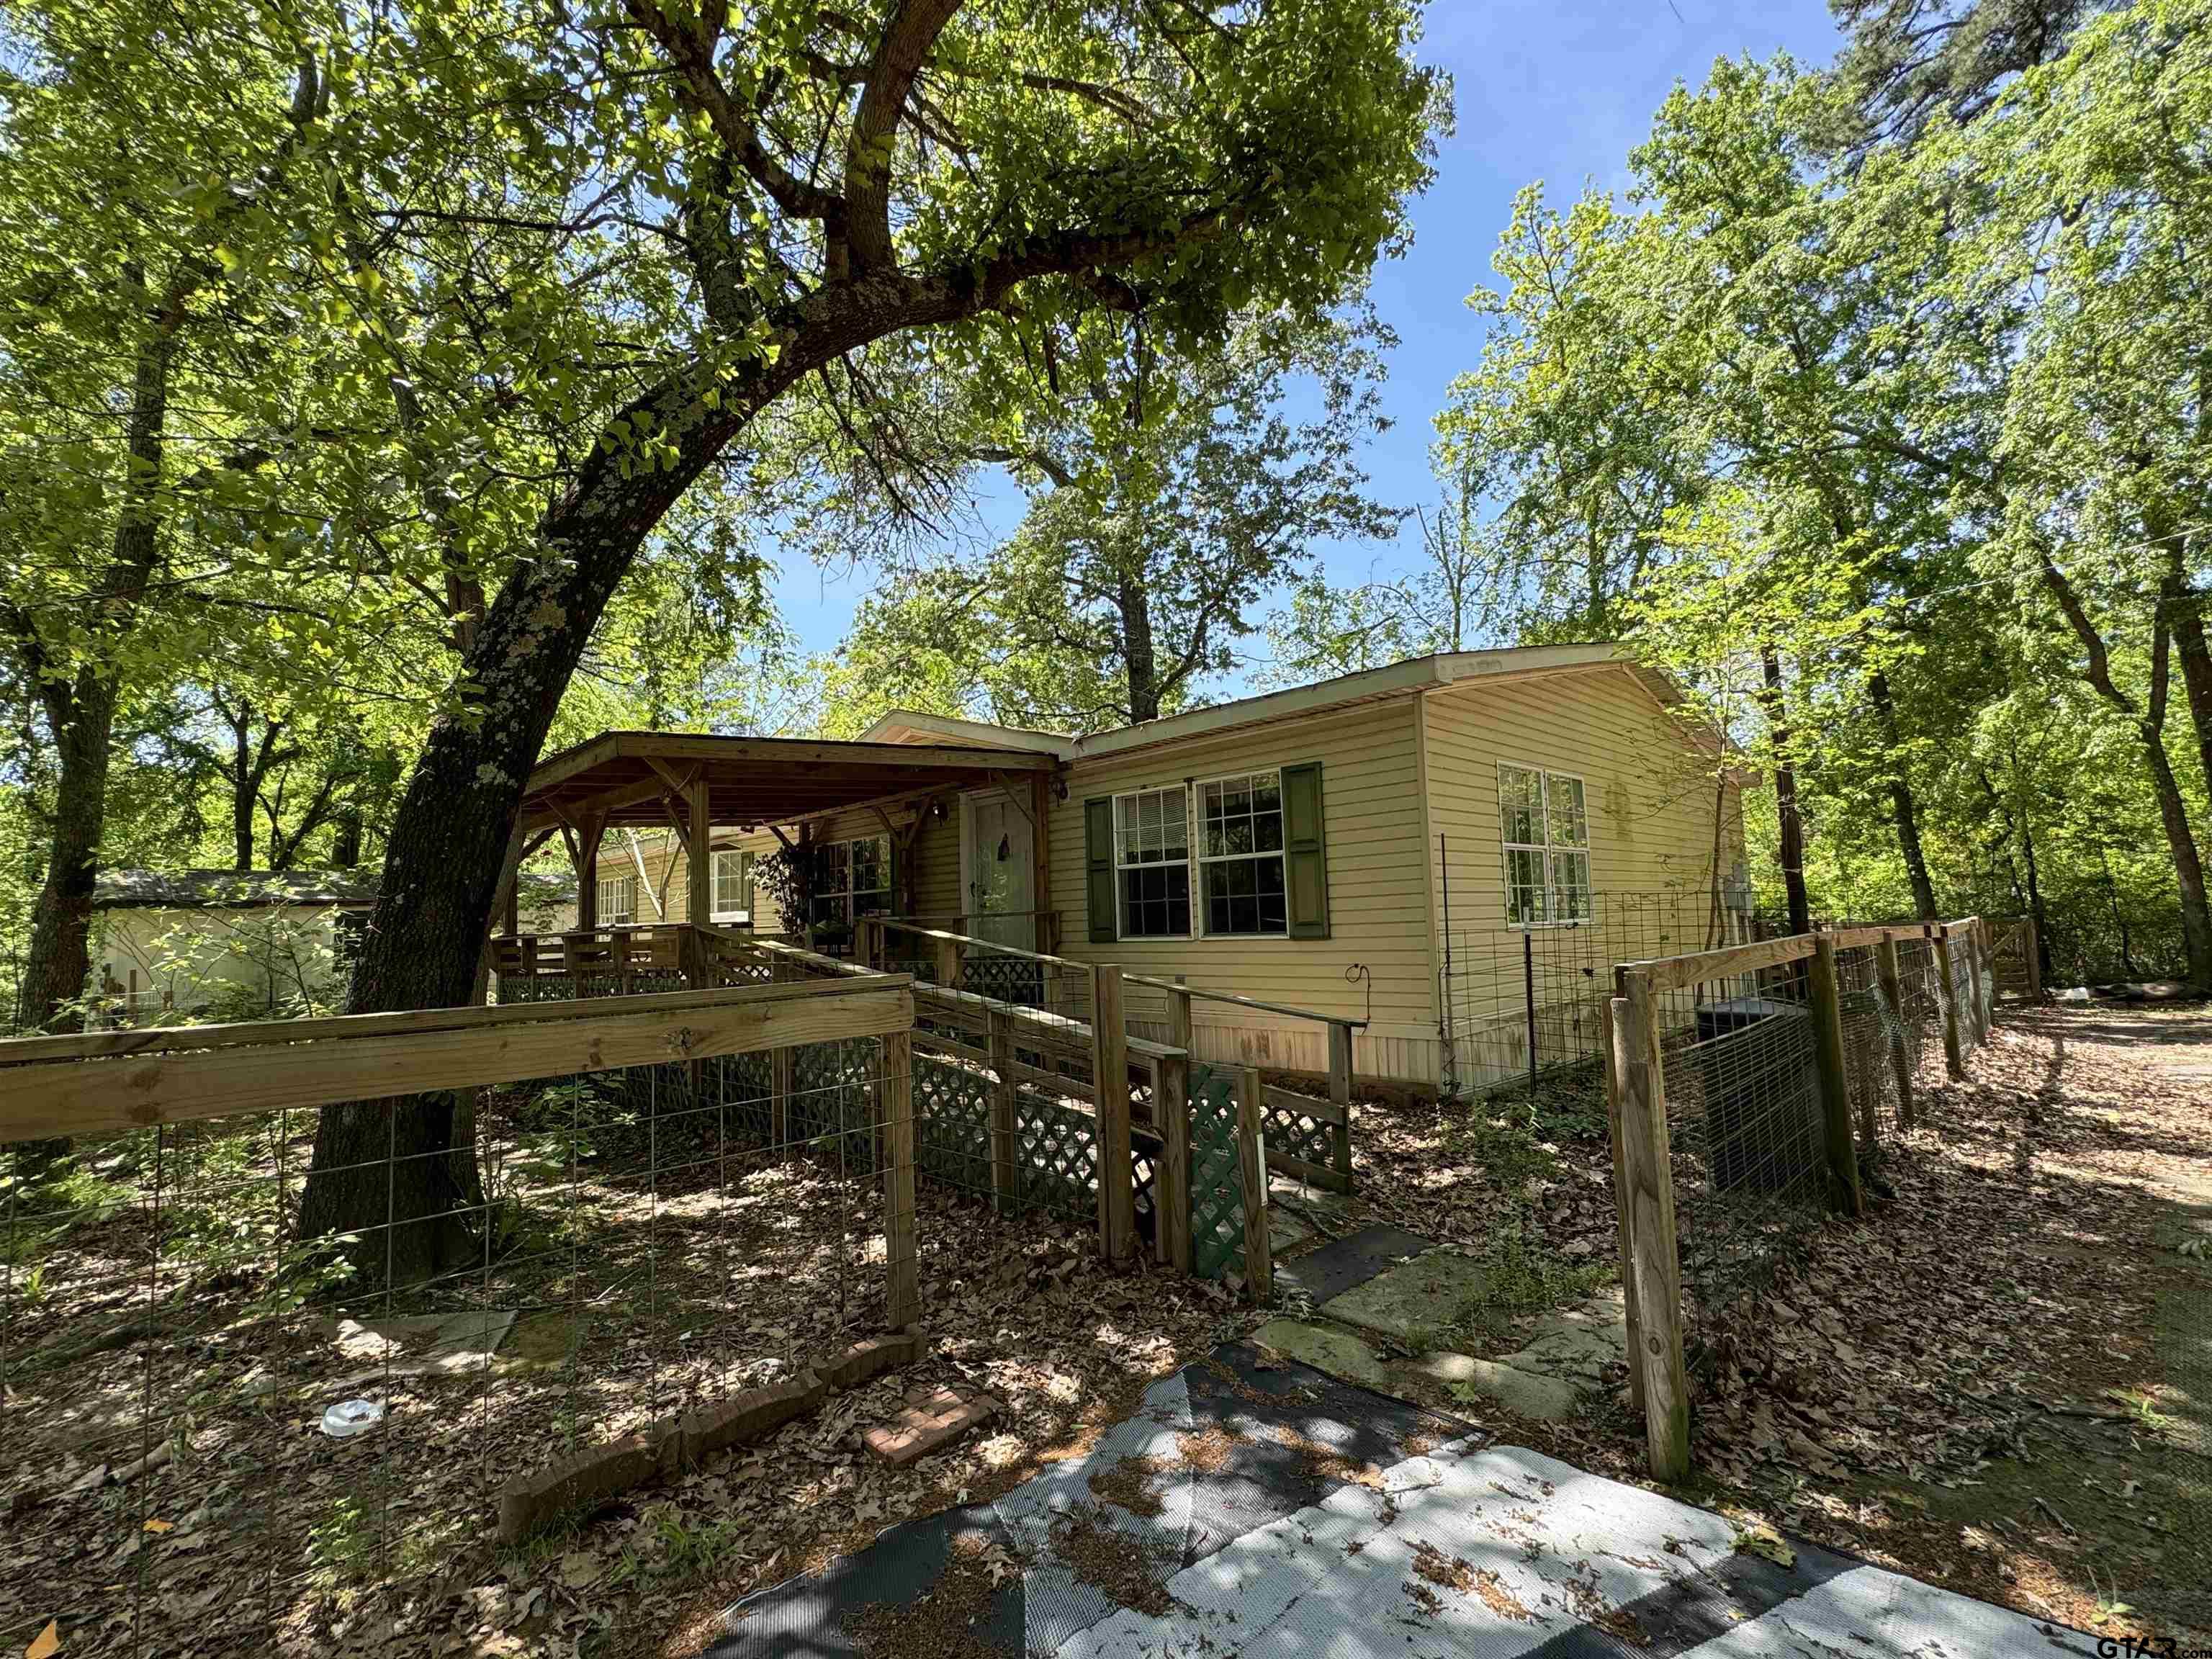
518 729 1061 834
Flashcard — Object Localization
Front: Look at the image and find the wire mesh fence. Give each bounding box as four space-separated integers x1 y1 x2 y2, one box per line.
1442 886 1758 1101
0 982 917 1655
1608 920 1999 1478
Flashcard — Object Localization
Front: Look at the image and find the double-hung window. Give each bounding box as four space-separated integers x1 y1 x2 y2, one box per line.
596 873 638 927
809 835 890 930
1499 764 1591 926
1113 786 1191 938
1197 771 1287 936
711 849 754 924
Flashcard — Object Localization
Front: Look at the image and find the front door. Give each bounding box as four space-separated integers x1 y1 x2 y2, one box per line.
962 791 1036 953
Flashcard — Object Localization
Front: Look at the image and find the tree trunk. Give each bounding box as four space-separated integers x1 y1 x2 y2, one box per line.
1866 669 1937 918
2020 801 2051 986
293 349 811 1280
1758 643 1811 935
228 698 256 870
2167 578 2212 802
17 320 174 1036
19 677 113 1039
1118 571 1161 723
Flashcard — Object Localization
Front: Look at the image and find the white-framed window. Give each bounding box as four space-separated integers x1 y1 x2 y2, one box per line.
1113 786 1192 938
596 872 638 926
809 835 890 930
711 848 754 923
1197 769 1287 937
1499 763 1591 927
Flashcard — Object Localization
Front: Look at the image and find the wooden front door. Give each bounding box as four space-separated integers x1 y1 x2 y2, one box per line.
962 791 1035 952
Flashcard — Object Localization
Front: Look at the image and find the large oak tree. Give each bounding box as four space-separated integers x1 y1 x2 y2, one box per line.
282 0 1441 1274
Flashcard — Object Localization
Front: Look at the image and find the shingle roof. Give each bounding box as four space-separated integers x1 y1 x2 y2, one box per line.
93 869 381 909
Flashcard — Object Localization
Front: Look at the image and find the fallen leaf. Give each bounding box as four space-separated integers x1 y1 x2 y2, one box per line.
26 1622 60 1659
141 1519 173 1534
557 1552 602 1591
1732 1524 1796 1569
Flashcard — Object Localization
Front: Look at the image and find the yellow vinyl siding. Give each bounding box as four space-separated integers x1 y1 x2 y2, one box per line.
1422 665 1744 1091
1046 698 1435 1081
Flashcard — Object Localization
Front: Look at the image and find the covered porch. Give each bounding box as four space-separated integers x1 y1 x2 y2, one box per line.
493 728 1064 992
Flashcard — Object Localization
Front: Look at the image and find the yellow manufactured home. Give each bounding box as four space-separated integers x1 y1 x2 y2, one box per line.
521 646 1746 1094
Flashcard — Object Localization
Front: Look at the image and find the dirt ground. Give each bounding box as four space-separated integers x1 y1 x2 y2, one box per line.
0 1089 1245 1659
1333 999 2212 1648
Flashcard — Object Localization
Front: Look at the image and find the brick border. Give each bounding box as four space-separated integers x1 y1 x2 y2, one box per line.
497 1326 925 1542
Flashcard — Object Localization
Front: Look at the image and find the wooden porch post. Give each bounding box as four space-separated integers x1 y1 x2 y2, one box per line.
1032 769 1054 952
685 773 712 986
987 1007 1019 1213
573 811 603 930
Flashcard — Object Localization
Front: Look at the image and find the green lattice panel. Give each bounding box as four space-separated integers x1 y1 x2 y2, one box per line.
1260 1101 1334 1174
1188 1063 1246 1282
1014 1089 1097 1223
790 1038 874 1159
914 1053 994 1196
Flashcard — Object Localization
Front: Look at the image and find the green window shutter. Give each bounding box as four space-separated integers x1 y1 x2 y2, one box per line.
1282 761 1330 940
1084 796 1118 943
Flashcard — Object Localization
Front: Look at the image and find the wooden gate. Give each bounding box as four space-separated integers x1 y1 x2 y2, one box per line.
1989 916 2040 998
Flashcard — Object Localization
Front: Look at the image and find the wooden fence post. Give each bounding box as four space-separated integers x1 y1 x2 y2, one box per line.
987 1007 1018 1213
881 1028 920 1328
1159 1049 1192 1273
2024 915 2044 1002
1974 922 1994 1040
1092 965 1134 1262
1876 933 1915 1130
1601 994 1645 1419
933 933 965 990
1235 1066 1274 1304
1808 936 1866 1214
1933 925 1966 1081
1160 976 1194 1273
1326 1022 1354 1189
1616 979 1688 1481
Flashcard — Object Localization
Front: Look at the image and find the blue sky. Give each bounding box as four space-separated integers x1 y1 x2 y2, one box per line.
770 0 1845 683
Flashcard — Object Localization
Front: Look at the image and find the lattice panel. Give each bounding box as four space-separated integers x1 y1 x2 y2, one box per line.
789 1038 875 1156
914 1053 994 1195
1261 1101 1334 1174
1188 1063 1246 1282
1013 1089 1097 1223
963 955 1044 1007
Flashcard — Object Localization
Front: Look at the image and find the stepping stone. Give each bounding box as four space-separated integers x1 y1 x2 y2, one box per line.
1248 1318 1394 1393
1321 1250 1488 1346
1401 1352 1582 1422
1268 1208 1315 1256
864 1385 999 1465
